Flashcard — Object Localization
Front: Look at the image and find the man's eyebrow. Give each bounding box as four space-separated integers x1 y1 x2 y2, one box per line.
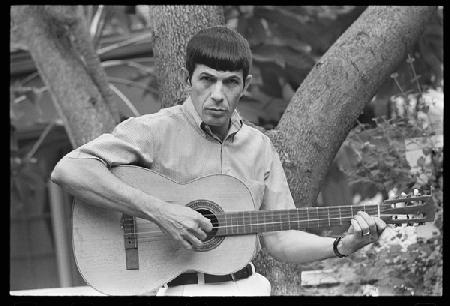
198 72 241 81
224 75 242 82
199 72 215 77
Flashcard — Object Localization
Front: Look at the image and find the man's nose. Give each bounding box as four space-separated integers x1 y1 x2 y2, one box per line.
210 81 224 102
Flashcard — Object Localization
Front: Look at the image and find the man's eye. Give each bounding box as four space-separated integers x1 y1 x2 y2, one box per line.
225 79 239 85
201 76 213 82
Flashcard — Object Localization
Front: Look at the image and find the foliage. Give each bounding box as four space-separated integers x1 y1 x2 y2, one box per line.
333 55 443 296
343 55 443 199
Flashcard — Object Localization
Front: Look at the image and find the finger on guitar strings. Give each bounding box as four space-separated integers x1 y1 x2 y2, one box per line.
374 217 387 236
188 226 208 241
350 218 362 236
357 211 377 235
183 229 204 248
198 216 213 232
354 214 370 237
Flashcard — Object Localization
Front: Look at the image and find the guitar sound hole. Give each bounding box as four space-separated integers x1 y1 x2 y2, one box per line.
196 209 219 242
186 199 225 252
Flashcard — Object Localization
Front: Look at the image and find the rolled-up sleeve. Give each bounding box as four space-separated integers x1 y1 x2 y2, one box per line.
64 117 154 169
260 143 296 211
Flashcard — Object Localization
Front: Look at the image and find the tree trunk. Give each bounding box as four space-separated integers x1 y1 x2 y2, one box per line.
257 6 436 295
269 6 436 208
148 5 225 108
11 6 119 147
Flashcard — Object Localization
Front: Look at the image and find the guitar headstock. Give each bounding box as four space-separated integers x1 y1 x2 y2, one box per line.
381 190 435 226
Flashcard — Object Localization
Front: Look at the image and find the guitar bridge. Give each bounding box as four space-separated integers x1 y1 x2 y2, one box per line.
121 214 139 270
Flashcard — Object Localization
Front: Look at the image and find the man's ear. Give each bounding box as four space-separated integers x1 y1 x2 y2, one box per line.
242 74 252 95
182 67 190 85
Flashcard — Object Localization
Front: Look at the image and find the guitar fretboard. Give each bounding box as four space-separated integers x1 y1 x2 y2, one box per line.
214 204 383 236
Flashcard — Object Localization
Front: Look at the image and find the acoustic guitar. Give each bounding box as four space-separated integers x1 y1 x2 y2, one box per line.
72 165 435 295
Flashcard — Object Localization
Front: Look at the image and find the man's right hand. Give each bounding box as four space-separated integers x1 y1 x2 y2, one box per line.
152 203 213 250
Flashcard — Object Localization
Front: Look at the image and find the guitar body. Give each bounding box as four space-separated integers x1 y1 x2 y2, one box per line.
72 165 258 295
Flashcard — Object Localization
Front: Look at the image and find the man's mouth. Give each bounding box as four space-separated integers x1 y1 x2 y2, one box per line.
206 108 227 112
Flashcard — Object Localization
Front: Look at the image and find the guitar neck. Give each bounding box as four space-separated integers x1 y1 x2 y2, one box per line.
214 203 385 236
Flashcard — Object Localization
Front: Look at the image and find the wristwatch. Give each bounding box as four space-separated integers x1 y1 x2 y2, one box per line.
333 236 348 258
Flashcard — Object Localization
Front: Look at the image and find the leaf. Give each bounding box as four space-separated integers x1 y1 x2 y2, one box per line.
416 156 426 168
370 169 381 177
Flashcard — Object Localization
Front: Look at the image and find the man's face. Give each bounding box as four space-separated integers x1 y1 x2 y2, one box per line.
189 64 251 138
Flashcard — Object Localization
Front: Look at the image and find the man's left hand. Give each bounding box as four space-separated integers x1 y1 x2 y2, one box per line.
338 211 387 256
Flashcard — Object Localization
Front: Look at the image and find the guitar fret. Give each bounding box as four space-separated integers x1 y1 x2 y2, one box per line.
339 207 342 225
248 210 253 234
224 214 228 235
236 212 240 234
316 207 319 228
255 210 259 233
282 211 289 231
237 212 240 234
263 211 266 233
278 211 284 231
268 211 273 231
288 210 291 230
306 207 310 229
230 213 234 235
327 207 331 227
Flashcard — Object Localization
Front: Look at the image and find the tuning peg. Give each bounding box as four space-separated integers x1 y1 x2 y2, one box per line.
418 222 425 226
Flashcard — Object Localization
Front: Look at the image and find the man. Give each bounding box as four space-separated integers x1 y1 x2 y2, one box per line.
51 26 386 296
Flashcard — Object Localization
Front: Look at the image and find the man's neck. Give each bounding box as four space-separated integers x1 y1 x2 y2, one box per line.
207 120 231 141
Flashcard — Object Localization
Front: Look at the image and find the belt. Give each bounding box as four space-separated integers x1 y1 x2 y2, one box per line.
166 263 254 287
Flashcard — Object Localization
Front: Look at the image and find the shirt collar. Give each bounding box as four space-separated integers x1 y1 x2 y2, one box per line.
182 96 243 140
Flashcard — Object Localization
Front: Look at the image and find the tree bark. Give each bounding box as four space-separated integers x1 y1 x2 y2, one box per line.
148 5 225 108
11 6 119 147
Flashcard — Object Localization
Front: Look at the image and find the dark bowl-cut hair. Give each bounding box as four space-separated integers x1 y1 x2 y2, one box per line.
185 26 252 86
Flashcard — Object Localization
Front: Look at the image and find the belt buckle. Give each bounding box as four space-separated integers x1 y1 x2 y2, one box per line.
197 272 205 285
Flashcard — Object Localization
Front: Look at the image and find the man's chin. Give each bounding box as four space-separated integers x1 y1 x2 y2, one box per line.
203 116 228 127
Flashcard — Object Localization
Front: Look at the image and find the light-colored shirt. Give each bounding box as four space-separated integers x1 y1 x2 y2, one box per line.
65 97 296 249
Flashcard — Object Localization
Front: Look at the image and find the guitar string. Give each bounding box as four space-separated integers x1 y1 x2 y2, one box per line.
119 199 426 232
119 197 424 224
121 210 419 233
116 216 416 244
119 199 424 227
121 213 415 239
113 200 425 242
120 204 419 228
